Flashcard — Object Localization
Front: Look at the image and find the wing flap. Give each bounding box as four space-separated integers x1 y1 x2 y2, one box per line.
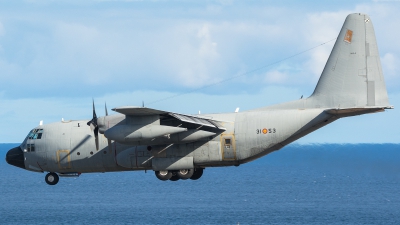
169 113 215 128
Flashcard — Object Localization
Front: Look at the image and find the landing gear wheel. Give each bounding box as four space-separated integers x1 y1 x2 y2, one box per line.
45 172 59 185
190 168 203 180
177 169 194 180
169 174 180 181
155 170 172 181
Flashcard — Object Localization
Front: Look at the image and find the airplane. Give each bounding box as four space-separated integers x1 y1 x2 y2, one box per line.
5 13 394 185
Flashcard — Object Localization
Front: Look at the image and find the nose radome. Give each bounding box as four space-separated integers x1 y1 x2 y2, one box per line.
6 147 25 169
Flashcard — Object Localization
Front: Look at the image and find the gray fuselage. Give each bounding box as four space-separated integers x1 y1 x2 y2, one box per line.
20 105 334 174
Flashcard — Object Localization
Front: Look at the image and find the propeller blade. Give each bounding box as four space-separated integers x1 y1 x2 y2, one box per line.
89 123 95 132
94 127 99 151
87 99 99 151
92 99 97 126
105 102 108 116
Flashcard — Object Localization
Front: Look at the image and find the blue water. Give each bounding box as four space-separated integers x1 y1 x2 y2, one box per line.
1 143 399 225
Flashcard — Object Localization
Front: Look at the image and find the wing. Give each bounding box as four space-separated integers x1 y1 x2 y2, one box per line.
112 106 168 116
112 106 226 131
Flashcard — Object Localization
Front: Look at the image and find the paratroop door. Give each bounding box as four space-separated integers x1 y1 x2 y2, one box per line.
221 134 236 160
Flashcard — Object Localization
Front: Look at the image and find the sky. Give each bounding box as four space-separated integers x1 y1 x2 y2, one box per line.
0 0 399 143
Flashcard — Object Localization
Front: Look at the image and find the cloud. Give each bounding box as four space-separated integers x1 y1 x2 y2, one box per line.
197 24 219 60
164 23 222 88
264 70 288 84
381 53 398 74
0 3 303 98
302 10 351 81
381 53 400 87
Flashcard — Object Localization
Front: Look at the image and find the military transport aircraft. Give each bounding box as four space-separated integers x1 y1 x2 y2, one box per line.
6 13 394 185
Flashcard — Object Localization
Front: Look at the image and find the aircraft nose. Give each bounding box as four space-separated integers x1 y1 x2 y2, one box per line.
5 147 25 169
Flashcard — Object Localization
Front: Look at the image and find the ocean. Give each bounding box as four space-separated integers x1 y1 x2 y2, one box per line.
0 143 399 225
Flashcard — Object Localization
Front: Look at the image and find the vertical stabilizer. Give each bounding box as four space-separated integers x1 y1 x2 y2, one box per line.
310 13 390 108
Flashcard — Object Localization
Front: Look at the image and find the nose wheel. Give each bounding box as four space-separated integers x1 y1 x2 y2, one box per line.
45 172 59 185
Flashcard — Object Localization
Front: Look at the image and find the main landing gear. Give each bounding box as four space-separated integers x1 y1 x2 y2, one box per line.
155 168 203 181
45 172 59 185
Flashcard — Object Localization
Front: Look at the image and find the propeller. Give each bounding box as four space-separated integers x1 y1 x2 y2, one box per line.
87 100 99 150
105 102 112 152
105 102 108 116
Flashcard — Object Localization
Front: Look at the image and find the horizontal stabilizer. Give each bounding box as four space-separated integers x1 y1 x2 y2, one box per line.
324 107 388 117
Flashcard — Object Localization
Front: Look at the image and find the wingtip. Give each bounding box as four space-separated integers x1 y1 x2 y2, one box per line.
385 105 394 109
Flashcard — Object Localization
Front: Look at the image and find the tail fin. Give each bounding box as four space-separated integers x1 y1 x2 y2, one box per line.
310 13 390 109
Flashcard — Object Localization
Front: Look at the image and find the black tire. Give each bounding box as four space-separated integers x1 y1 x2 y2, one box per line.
177 169 194 180
155 170 172 181
190 168 203 180
169 175 180 181
45 172 59 185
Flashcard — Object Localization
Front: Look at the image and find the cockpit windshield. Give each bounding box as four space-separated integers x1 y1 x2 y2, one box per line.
27 129 44 140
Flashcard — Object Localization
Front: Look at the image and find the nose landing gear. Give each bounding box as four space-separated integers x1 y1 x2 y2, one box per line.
45 172 59 185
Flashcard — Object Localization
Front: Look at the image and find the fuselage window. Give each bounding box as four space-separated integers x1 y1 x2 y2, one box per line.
224 138 232 149
27 144 35 152
28 129 44 140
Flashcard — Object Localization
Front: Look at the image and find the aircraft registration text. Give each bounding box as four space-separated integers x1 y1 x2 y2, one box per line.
256 128 276 134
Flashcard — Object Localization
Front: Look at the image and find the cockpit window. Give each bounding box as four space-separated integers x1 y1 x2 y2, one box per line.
28 129 43 140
